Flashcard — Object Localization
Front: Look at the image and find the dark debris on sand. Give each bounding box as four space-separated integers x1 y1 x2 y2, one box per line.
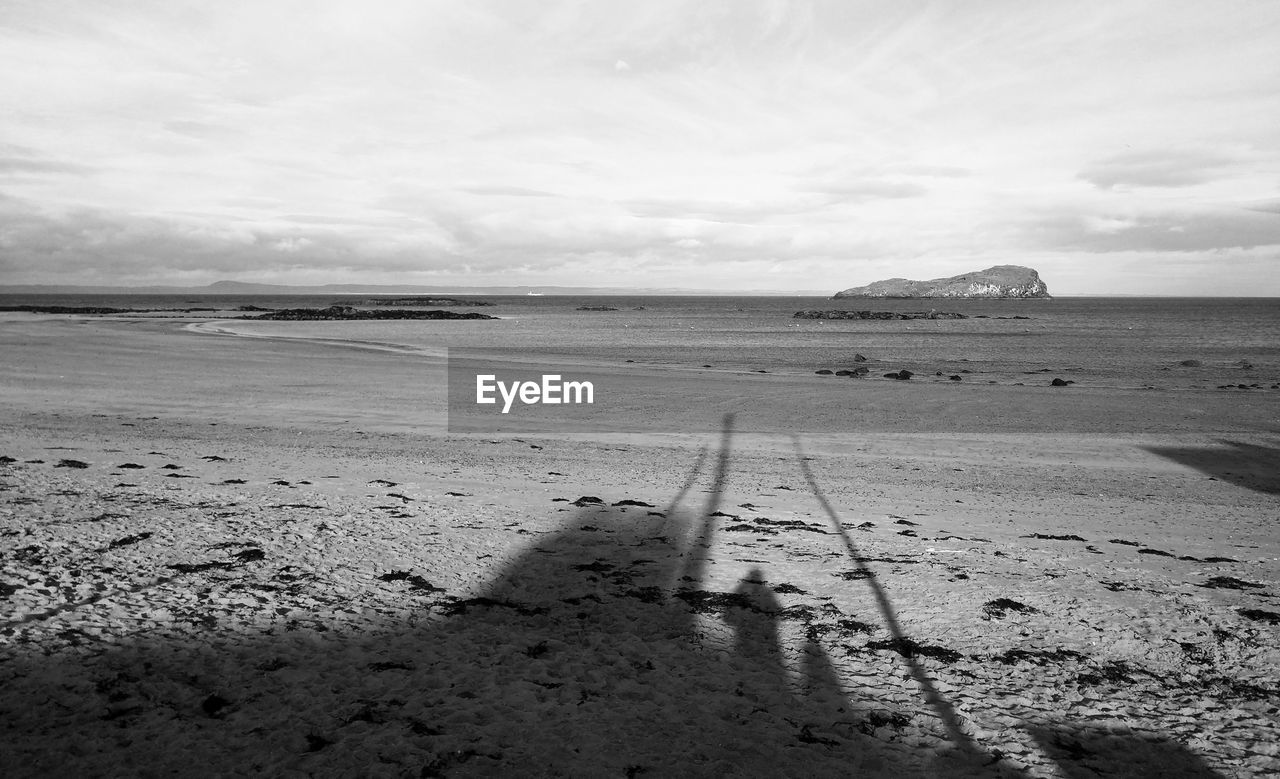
864 637 963 663
436 597 548 617
108 532 153 550
981 598 1040 619
1238 608 1280 624
1198 576 1264 590
167 547 265 574
378 570 447 593
986 648 1088 665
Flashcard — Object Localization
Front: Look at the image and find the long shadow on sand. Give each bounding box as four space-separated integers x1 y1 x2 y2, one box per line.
1143 439 1280 494
0 418 1227 777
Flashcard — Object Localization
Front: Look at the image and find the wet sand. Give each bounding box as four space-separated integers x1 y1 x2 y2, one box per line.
1 314 1278 777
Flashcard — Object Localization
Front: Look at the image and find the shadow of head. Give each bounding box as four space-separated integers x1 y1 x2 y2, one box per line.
1143 439 1280 495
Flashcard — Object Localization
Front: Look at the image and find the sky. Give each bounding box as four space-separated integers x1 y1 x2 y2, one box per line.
1 0 1279 295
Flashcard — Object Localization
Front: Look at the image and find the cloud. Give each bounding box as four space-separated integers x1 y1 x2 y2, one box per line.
1243 198 1280 215
622 196 829 223
0 157 96 176
459 185 560 198
0 144 96 177
270 236 313 253
1077 149 1240 190
0 196 463 284
163 121 237 140
1024 206 1280 253
884 164 970 179
798 180 928 201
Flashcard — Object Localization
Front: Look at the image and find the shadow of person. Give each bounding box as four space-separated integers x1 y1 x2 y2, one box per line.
444 498 889 776
433 416 971 775
375 413 925 774
727 568 785 668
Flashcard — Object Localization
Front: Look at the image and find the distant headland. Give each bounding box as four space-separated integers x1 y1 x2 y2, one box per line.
833 265 1051 299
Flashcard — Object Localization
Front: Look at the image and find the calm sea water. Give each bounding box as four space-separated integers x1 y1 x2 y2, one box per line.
3 293 1278 389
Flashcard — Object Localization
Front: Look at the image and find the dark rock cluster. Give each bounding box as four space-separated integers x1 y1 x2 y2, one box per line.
0 305 140 315
247 305 496 321
815 367 870 377
0 305 211 315
366 297 492 307
793 310 966 320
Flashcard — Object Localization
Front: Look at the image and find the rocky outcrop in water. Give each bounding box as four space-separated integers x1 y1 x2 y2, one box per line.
365 297 492 307
0 305 195 314
833 265 1050 299
247 305 496 321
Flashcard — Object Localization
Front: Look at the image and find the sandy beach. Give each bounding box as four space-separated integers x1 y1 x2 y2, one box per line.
1 312 1277 777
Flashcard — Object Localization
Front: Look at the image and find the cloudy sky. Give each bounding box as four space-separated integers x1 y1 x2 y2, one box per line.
2 0 1278 294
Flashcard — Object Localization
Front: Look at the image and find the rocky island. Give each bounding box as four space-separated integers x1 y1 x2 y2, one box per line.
833 265 1050 299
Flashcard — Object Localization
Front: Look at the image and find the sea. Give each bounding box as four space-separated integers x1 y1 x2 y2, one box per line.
2 293 1278 391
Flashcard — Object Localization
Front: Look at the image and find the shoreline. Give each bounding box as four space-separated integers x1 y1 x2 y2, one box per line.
1 314 1273 434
